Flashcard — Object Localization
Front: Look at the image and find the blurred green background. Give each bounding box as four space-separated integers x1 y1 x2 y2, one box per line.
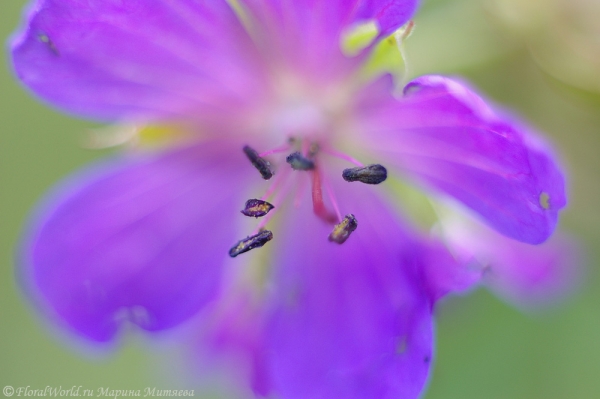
2 0 599 397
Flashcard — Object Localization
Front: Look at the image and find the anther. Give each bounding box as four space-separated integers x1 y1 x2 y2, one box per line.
286 152 315 171
342 164 387 184
329 214 358 244
241 199 274 218
229 230 274 257
243 145 274 180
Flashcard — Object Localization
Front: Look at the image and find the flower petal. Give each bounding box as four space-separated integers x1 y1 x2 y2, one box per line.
191 170 478 398
485 234 580 308
440 215 580 308
357 75 566 244
263 186 443 399
10 0 267 121
195 292 270 397
419 239 482 303
354 0 420 37
20 141 251 342
238 0 418 79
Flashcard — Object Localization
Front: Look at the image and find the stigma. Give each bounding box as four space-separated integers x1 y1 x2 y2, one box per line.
229 230 274 258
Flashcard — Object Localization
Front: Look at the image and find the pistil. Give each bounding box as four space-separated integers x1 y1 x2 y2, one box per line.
311 167 339 224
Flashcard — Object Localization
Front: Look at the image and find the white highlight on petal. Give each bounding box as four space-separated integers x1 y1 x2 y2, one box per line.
83 124 140 149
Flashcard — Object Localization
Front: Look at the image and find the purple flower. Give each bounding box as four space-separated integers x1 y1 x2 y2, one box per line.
438 211 579 309
10 0 567 397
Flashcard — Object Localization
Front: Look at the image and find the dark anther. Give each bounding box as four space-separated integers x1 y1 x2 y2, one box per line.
286 152 315 171
342 164 387 184
243 145 274 180
241 199 274 218
329 214 358 244
229 230 274 258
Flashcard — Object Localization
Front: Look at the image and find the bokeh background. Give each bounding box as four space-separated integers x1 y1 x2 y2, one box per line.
2 0 600 397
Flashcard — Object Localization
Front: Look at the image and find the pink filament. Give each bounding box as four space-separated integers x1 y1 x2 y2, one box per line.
261 167 290 201
258 144 291 158
254 173 292 234
322 148 364 166
301 139 310 157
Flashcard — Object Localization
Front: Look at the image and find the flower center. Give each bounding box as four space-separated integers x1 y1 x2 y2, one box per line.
228 137 388 258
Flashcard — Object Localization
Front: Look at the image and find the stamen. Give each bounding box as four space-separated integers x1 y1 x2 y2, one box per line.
301 139 310 157
243 145 274 180
258 143 291 157
241 199 274 218
254 170 295 233
229 230 274 258
322 148 364 167
286 152 315 171
260 165 290 201
329 214 358 244
342 164 387 184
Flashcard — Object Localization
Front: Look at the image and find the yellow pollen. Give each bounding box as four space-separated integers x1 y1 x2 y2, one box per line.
329 214 358 244
539 192 551 210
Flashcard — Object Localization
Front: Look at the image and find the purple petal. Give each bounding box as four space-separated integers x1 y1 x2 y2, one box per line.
191 169 478 397
263 185 442 399
354 0 420 37
10 0 267 121
356 75 566 244
20 140 251 342
195 292 270 397
419 240 482 303
442 217 580 308
239 0 418 79
486 234 580 308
